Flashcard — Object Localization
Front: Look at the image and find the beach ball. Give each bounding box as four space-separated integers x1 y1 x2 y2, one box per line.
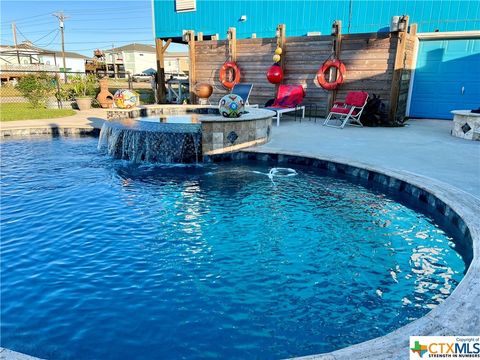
273 54 281 63
219 94 244 118
113 89 139 109
266 64 284 84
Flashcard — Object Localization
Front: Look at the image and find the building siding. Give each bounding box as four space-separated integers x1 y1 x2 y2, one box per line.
409 38 480 119
154 0 480 40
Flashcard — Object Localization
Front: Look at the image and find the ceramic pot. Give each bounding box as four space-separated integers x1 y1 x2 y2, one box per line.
76 97 92 111
194 83 213 99
96 78 114 108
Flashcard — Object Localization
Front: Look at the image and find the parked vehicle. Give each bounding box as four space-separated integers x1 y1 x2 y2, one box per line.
132 73 152 82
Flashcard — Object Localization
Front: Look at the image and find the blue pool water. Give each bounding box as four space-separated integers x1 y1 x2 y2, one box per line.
0 137 465 359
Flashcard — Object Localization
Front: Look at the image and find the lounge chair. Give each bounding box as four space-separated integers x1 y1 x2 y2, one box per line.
266 84 306 126
323 91 369 128
231 83 255 107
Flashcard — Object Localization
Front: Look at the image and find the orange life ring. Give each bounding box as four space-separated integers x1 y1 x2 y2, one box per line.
219 61 241 90
316 59 346 91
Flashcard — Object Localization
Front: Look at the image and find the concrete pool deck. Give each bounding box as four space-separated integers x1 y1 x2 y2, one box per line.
0 108 106 137
1 113 479 360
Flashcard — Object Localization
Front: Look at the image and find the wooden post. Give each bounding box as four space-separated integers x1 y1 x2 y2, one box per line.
155 38 171 103
410 23 418 37
327 20 342 113
187 31 196 104
197 32 203 41
227 27 237 62
276 24 286 79
389 15 409 122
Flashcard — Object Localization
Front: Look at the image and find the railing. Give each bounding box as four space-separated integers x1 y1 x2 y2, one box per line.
1 64 59 72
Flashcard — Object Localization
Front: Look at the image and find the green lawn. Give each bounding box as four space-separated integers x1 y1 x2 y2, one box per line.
0 103 76 121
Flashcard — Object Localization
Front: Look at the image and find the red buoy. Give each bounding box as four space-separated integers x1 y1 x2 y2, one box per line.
266 64 284 84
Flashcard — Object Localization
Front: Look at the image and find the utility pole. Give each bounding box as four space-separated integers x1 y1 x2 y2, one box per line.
53 12 69 83
11 22 20 64
111 43 117 79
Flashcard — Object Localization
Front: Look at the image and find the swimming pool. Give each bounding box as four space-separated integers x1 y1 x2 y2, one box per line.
0 137 466 359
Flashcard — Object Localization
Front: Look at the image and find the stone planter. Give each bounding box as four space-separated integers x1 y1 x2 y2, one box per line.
451 110 480 141
76 97 92 111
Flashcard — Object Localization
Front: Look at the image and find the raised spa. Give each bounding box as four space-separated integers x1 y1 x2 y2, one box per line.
101 105 275 162
0 137 468 360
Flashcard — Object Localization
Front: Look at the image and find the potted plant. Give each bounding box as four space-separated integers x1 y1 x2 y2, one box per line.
71 75 98 111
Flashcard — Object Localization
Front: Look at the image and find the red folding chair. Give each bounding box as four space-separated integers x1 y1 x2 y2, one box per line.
324 91 369 128
266 84 306 126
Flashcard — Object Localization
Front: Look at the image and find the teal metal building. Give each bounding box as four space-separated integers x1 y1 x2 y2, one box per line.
153 0 479 41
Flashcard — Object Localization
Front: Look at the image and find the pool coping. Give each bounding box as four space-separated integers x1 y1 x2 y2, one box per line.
206 149 479 360
1 130 478 360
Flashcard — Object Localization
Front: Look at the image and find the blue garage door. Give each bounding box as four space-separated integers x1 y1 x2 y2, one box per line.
410 39 480 119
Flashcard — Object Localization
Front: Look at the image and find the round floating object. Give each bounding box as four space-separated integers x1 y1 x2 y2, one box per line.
113 89 139 109
194 83 213 99
275 47 283 55
273 54 281 63
317 59 346 91
219 61 241 90
266 64 284 84
218 94 244 118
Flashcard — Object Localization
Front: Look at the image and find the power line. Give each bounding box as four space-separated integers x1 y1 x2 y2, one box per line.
5 11 56 24
32 29 58 44
65 39 154 44
2 6 145 24
15 26 31 42
1 21 58 30
68 16 149 22
69 27 152 31
38 31 60 48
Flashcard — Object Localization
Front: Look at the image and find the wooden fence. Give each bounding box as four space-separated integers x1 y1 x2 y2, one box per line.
187 20 417 121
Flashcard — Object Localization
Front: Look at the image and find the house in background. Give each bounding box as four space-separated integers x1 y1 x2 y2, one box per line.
0 41 87 76
104 43 188 76
152 0 480 120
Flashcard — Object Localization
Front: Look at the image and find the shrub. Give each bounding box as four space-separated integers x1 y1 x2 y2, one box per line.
16 74 56 108
56 83 76 101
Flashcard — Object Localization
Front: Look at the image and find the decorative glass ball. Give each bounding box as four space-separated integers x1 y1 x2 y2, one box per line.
113 89 139 109
219 94 245 118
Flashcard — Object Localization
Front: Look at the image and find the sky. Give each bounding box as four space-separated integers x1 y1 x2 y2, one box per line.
0 0 187 57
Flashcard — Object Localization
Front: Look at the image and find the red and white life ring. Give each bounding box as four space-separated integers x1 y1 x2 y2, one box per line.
316 59 346 91
219 61 241 90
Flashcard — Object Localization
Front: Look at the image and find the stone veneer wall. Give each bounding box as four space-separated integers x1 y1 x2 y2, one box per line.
451 111 480 141
106 105 219 120
201 117 272 156
1 127 99 138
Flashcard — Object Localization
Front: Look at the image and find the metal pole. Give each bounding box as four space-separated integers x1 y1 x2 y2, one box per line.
111 44 117 79
12 22 20 64
53 12 69 83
